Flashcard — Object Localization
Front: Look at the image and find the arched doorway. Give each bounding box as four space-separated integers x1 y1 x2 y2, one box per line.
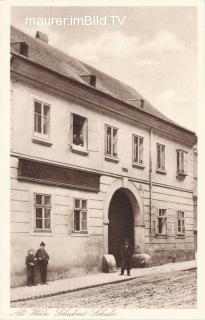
108 188 134 266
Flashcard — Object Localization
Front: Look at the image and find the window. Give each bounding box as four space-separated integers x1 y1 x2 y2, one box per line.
72 114 87 148
157 209 167 235
73 199 87 232
193 150 197 178
133 135 143 165
34 194 51 232
105 124 118 158
177 211 185 235
156 143 165 171
177 150 188 175
34 100 50 137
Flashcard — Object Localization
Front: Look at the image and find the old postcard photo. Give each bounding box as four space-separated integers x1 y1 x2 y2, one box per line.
0 0 205 319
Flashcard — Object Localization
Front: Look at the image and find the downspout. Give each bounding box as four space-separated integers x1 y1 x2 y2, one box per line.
149 129 153 236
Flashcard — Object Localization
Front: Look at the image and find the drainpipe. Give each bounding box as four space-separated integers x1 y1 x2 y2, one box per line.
149 129 153 236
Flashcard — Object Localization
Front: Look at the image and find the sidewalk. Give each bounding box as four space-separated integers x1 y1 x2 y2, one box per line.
10 260 196 303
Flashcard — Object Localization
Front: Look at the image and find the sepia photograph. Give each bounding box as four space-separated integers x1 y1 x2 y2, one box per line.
0 0 205 319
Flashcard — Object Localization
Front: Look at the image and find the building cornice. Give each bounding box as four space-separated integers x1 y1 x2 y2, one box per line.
11 53 197 147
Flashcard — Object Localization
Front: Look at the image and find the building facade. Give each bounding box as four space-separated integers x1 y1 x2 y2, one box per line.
10 26 197 287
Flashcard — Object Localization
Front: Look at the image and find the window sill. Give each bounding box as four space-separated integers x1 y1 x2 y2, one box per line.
156 169 167 175
155 234 167 239
132 163 145 169
176 172 188 177
32 137 53 146
71 231 89 237
31 229 53 236
71 144 89 156
104 155 119 163
175 234 185 239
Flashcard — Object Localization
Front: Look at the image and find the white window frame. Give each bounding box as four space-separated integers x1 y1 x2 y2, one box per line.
105 124 118 159
157 209 167 235
177 149 188 175
34 193 52 233
33 99 50 140
71 113 88 154
177 210 185 235
156 143 166 172
73 199 88 233
132 134 144 166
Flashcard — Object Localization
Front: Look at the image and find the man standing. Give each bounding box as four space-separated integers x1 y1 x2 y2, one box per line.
35 241 49 285
120 238 133 276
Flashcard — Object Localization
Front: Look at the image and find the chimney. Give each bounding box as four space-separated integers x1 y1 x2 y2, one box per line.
11 42 29 57
140 99 144 109
80 74 97 87
35 31 48 43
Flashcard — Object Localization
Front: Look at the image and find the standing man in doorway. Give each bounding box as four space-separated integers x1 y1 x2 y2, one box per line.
35 241 49 285
120 238 133 276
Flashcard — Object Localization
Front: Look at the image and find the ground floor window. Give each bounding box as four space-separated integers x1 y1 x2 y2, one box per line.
73 199 87 232
177 210 185 235
157 209 167 235
34 193 51 232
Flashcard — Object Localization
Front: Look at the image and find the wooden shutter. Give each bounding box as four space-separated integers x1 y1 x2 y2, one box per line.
68 113 73 145
151 206 157 236
88 119 99 152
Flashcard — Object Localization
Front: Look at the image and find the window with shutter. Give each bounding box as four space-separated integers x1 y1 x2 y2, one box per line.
176 150 188 175
133 134 144 166
157 209 167 235
34 193 52 232
156 143 166 172
105 124 118 159
73 199 88 233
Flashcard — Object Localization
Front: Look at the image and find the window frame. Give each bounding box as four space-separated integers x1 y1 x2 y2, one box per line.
176 149 188 176
32 98 52 146
104 124 118 161
34 193 52 233
132 134 144 168
157 208 167 236
176 210 185 236
73 198 88 233
71 113 88 155
156 143 166 173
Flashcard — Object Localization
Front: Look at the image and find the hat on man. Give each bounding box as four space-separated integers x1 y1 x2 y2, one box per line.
40 241 46 246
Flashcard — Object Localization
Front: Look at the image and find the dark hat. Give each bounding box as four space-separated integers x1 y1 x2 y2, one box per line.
40 241 46 246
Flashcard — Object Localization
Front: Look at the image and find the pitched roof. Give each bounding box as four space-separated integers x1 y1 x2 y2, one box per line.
10 25 193 132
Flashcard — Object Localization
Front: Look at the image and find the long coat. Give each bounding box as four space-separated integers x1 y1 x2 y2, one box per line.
26 253 36 269
121 243 133 268
35 248 49 265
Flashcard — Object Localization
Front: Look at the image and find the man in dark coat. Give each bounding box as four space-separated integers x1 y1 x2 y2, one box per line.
26 248 37 286
35 242 49 285
120 238 133 276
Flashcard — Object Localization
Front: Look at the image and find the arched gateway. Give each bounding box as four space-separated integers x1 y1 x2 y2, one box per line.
103 179 145 266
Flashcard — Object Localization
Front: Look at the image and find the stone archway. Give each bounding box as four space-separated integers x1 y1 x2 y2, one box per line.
108 188 134 266
103 178 145 257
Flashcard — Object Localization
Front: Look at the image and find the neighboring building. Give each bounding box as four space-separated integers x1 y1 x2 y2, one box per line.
10 26 197 287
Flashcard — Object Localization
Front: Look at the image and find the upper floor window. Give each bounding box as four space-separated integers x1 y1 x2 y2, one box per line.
177 149 188 175
156 143 165 171
133 135 143 165
34 100 50 137
34 194 51 232
157 209 167 235
177 211 185 235
73 199 87 232
72 114 88 149
193 150 197 178
105 124 118 158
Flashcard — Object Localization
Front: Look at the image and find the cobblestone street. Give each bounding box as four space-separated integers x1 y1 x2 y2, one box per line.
11 269 197 309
